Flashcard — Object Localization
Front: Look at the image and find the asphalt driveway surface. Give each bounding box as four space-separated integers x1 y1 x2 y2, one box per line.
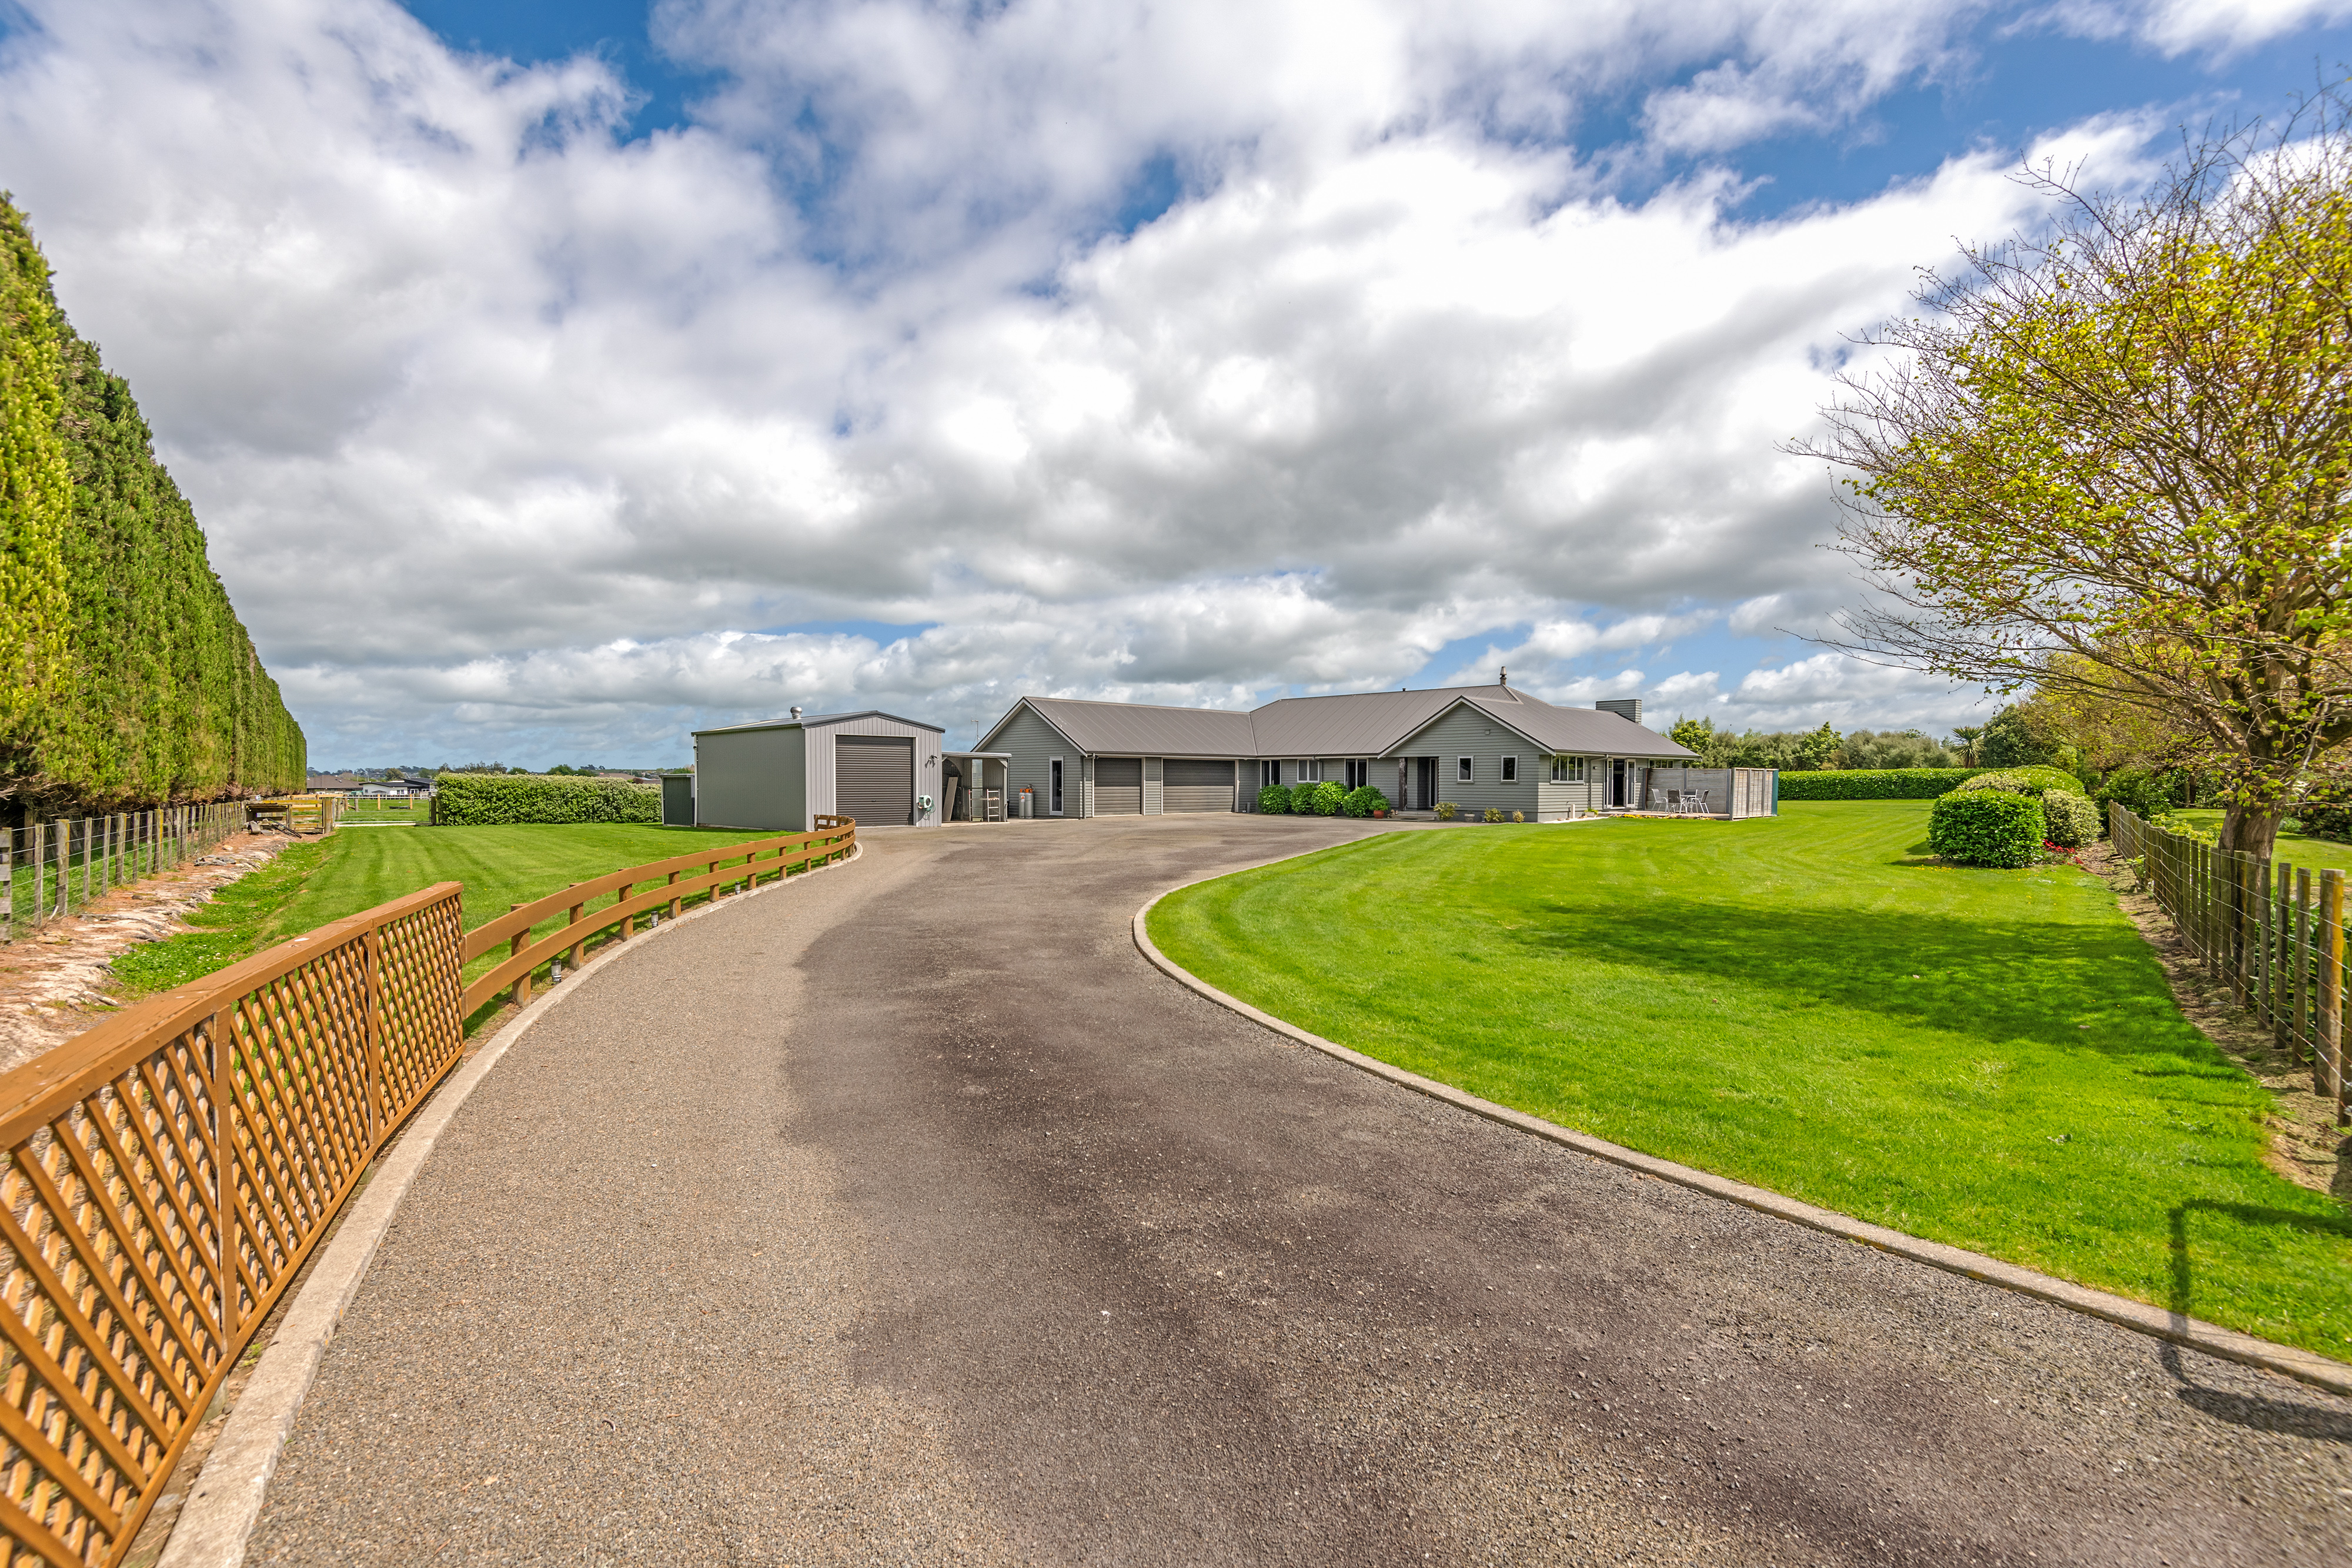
248 816 2352 1566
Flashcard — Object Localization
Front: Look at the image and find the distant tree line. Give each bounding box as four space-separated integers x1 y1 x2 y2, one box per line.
2 196 304 819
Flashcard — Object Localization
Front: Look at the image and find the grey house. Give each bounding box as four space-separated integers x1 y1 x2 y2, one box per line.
692 708 946 830
973 683 1748 821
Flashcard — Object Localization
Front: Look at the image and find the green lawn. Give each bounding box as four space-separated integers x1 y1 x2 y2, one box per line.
2168 809 2352 877
1148 801 2352 1361
111 823 774 1006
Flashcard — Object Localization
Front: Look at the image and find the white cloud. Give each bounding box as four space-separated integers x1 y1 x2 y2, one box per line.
0 0 2244 764
2032 0 2352 56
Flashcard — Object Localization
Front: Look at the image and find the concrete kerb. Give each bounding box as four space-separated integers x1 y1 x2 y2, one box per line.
1130 874 2352 1401
157 840 866 1568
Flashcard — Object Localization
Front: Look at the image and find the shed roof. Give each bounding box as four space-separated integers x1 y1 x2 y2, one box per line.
693 708 944 737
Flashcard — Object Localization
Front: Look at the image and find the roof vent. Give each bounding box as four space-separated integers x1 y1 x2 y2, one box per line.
790 706 804 722
1596 698 1642 724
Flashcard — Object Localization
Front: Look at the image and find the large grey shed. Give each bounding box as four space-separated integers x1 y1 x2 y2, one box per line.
691 708 946 831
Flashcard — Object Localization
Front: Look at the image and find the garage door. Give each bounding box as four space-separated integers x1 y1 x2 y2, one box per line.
1094 756 1142 814
1163 758 1234 813
834 735 914 825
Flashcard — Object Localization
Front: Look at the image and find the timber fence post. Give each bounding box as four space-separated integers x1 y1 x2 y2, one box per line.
509 904 531 1007
2296 867 2314 1064
2320 870 2345 1113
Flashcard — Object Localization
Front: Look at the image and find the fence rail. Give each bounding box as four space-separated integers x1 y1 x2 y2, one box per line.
2109 804 2348 1124
0 821 854 1565
3 805 252 944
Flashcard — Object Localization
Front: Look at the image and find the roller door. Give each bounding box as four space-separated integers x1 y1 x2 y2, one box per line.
833 735 913 825
1094 756 1142 814
1163 758 1234 813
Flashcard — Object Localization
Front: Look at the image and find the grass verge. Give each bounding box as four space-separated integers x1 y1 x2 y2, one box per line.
110 823 774 1004
1147 801 2352 1361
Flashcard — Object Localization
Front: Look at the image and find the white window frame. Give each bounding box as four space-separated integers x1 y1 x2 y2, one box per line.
1050 757 1065 815
1456 755 1474 784
1552 755 1585 783
1501 755 1518 783
1295 759 1319 784
1344 758 1369 790
1259 759 1280 788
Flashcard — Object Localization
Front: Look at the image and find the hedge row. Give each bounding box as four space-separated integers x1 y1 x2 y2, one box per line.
1 196 305 813
1775 768 1984 800
432 774 659 825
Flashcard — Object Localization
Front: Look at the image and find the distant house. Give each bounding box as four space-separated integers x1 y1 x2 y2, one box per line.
305 773 368 795
973 683 1728 820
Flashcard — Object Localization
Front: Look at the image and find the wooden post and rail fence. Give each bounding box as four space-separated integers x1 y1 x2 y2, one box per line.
0 821 854 1567
2108 804 2349 1126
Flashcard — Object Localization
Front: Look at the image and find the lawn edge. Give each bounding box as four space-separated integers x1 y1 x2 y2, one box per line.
155 841 867 1568
1133 876 2352 1400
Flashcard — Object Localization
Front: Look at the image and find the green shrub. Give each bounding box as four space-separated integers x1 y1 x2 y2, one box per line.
1953 765 2082 797
1928 792 2047 867
1435 801 1459 821
2094 767 2174 826
2040 790 2100 848
1511 810 1525 823
1482 807 1504 823
1299 781 1345 817
1257 783 1292 814
2298 778 2352 841
432 773 659 826
1340 785 1388 818
1775 769 1982 800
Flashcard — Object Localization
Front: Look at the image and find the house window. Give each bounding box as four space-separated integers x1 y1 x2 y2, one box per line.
1552 755 1585 783
1456 755 1474 783
1295 759 1319 783
1344 759 1369 789
1259 760 1280 788
1501 755 1518 783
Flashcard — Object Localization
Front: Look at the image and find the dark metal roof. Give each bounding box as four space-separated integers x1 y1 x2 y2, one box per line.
693 709 945 737
977 686 1694 760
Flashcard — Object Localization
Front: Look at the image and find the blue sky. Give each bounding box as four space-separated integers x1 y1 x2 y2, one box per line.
4 1 2351 763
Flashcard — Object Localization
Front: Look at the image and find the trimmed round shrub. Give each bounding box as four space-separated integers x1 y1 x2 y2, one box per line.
1953 765 2082 797
1435 801 1460 821
1929 791 2046 867
1257 783 1292 814
1301 781 1346 817
2040 790 2100 848
1340 785 1389 818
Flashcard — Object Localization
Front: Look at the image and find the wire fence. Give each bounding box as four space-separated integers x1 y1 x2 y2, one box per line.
2109 804 2348 1125
1 805 251 944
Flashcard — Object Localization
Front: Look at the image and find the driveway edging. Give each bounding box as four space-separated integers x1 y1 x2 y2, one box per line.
156 842 865 1568
1131 881 2352 1399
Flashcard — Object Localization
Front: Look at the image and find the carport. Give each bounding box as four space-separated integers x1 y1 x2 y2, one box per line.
944 751 1011 821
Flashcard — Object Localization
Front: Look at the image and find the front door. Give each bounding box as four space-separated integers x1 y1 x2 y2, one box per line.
1050 758 1065 815
1415 757 1437 808
1611 758 1626 808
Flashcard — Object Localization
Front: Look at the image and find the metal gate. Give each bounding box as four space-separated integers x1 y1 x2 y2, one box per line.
834 735 914 825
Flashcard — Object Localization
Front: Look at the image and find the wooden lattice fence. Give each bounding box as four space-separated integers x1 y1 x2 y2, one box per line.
0 822 855 1565
2109 804 2349 1124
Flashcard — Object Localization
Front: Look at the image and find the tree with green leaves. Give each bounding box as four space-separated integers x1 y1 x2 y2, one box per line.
1801 95 2352 858
1795 721 1842 770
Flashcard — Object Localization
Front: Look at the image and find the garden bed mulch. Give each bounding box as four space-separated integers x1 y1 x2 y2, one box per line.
2084 840 2350 1203
0 832 286 1076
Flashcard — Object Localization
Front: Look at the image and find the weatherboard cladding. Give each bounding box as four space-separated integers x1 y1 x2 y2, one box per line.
1402 703 1546 817
990 705 1082 815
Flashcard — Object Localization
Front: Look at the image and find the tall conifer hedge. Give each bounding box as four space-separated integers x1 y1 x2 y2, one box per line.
0 196 303 815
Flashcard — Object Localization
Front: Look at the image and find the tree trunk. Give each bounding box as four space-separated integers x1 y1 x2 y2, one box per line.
2220 801 2283 860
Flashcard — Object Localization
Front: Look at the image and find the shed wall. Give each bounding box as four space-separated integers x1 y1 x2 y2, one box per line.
988 707 1083 817
805 714 944 826
694 726 806 830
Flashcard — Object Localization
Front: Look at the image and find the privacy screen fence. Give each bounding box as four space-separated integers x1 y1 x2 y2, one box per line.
2109 805 2348 1124
0 823 854 1567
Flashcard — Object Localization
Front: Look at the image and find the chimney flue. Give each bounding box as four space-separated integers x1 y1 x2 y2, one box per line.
1499 665 1508 687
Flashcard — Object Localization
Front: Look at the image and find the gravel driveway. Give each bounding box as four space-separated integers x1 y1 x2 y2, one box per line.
247 815 2352 1566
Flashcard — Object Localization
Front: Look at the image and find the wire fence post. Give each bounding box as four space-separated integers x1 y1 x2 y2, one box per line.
2320 870 2345 1115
